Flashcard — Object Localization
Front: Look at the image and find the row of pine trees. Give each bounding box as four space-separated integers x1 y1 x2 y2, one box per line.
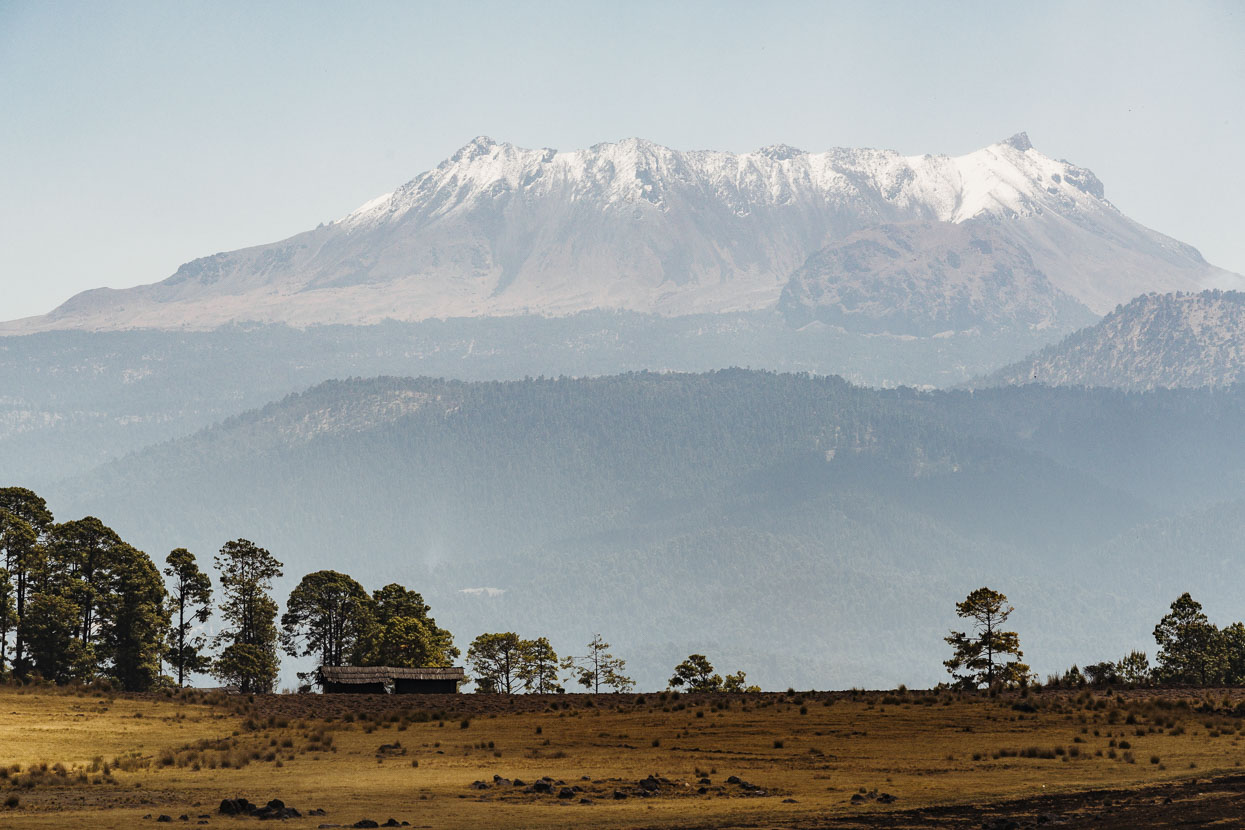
0 487 457 693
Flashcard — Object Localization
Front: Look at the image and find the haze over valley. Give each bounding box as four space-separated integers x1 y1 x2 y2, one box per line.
4 123 1245 689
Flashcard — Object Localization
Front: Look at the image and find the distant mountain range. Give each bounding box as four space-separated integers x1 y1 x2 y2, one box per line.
4 133 1238 336
56 372 1245 688
983 291 1245 390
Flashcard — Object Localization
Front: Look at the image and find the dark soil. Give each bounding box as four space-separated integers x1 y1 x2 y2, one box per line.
782 772 1245 829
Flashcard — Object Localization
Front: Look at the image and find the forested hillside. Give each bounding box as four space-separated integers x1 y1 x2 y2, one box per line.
0 315 1061 490
48 372 1245 689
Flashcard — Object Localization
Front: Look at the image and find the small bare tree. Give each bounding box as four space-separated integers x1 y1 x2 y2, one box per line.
561 633 633 693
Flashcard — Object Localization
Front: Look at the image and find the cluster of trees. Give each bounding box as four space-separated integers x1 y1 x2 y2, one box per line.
946 588 1245 692
0 486 456 693
463 637 765 695
668 654 758 692
282 572 458 687
1054 594 1245 688
466 633 632 694
0 487 176 691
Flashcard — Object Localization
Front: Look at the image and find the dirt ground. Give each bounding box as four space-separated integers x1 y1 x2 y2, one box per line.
4 685 1245 828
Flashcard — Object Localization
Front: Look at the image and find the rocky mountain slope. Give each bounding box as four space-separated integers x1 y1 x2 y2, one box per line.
4 134 1237 334
778 221 1097 335
982 291 1245 390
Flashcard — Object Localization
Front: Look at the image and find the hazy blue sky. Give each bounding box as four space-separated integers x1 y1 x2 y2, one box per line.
1 0 1242 320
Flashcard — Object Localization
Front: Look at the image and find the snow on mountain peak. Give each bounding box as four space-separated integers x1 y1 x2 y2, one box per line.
757 144 805 161
1001 131 1033 152
7 133 1238 335
447 135 502 163
341 134 1110 233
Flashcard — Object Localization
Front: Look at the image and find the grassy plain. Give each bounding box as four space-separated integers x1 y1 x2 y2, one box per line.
3 685 1245 828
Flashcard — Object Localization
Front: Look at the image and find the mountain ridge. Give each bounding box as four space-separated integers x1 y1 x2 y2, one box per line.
980 290 1245 390
5 134 1238 334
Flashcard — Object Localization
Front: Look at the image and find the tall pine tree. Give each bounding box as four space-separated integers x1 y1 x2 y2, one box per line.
164 548 213 687
213 539 282 693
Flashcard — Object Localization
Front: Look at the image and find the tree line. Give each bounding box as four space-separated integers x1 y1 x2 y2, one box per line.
464 632 760 695
0 487 458 693
10 482 1241 696
944 587 1245 691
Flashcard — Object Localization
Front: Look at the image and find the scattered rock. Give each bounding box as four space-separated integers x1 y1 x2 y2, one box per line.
557 788 576 799
216 797 302 820
613 790 627 800
352 821 380 829
219 798 255 816
156 817 172 824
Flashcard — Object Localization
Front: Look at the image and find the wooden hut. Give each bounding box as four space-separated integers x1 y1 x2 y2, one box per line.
316 666 465 694
317 666 392 694
391 667 465 694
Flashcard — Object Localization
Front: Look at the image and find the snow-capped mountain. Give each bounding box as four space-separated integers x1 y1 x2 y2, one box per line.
4 133 1239 333
981 290 1245 390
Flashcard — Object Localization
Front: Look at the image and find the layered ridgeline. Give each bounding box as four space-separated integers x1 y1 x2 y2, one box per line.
983 291 1245 390
55 371 1245 689
5 134 1237 335
3 134 1241 488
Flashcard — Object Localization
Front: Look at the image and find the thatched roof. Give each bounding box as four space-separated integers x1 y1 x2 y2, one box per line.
317 666 465 684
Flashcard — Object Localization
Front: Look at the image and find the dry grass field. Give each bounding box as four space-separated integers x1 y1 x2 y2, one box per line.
5 685 1245 828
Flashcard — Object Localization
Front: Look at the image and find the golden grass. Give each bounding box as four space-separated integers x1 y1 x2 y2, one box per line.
2 686 1245 828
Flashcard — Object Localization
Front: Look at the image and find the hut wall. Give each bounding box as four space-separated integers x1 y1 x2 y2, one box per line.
323 681 387 694
394 677 459 694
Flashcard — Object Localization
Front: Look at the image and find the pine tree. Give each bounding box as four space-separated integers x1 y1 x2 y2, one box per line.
466 632 524 693
164 548 213 687
562 634 633 693
669 654 722 691
280 570 373 669
47 517 127 658
99 543 169 691
213 539 282 693
944 587 1029 689
0 487 53 677
518 636 560 693
1153 593 1221 685
354 583 458 668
